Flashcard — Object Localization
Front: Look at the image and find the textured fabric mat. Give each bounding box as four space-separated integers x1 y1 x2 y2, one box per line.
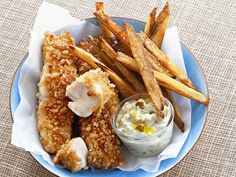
0 0 235 176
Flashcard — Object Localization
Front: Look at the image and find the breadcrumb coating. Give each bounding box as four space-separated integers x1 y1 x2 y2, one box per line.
37 32 77 154
37 98 73 153
79 95 124 169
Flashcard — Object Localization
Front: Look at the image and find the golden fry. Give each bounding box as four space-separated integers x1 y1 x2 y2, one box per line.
162 88 184 132
124 22 164 116
154 71 209 105
139 32 197 90
69 45 135 98
98 36 118 60
80 38 122 76
93 11 173 77
94 10 130 49
95 1 104 10
144 48 174 77
95 2 115 38
116 50 209 105
116 52 139 72
115 61 146 93
144 7 157 36
88 38 121 74
99 36 146 92
116 51 173 78
150 3 170 48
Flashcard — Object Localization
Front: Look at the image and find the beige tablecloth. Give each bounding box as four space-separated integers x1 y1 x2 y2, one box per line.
0 0 235 176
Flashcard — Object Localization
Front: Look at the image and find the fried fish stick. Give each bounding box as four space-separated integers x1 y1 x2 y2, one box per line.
37 32 77 154
144 7 157 36
124 22 164 116
161 88 185 132
150 3 170 48
79 95 123 169
139 32 197 90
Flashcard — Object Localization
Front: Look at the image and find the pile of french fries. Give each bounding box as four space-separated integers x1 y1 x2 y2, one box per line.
70 2 209 132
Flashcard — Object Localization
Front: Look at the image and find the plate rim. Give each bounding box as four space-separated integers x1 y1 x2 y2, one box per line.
9 17 209 177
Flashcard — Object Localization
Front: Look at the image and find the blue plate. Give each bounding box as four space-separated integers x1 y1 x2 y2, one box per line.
10 17 208 177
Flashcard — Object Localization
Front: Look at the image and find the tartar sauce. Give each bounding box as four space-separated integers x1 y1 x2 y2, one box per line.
117 98 170 137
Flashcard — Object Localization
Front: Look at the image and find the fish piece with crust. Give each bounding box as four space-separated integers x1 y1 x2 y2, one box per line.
66 68 123 169
53 137 88 173
37 32 77 154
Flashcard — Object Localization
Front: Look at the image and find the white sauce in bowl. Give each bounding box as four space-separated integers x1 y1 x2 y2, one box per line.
112 95 174 157
117 98 170 137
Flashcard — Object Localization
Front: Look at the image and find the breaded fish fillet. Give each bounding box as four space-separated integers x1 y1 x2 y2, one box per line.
37 32 77 154
79 96 123 169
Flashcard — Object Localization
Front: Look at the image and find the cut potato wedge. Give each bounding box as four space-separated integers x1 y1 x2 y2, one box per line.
150 3 170 48
144 7 157 36
124 22 164 116
99 36 146 93
139 32 197 90
94 10 130 48
154 71 209 105
95 2 115 38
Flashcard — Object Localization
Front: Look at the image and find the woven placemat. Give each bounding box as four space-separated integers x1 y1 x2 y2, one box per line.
0 0 235 176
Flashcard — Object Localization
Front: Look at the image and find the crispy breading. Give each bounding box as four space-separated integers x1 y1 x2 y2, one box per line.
37 98 73 153
79 94 123 169
37 32 77 154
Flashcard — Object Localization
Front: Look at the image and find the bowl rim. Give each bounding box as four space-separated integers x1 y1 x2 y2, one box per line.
9 16 209 177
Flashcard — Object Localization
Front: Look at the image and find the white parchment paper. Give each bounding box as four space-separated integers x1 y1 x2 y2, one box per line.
11 1 191 173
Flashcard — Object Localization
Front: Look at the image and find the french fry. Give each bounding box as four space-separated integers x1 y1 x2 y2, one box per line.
98 36 118 60
116 51 172 77
124 22 164 116
95 1 104 10
116 51 209 105
116 52 139 72
144 48 174 77
89 38 121 74
154 71 209 105
115 61 146 93
94 11 173 75
139 32 197 90
150 3 170 48
94 6 208 105
79 39 121 75
98 36 146 93
162 88 185 132
69 45 135 98
144 7 157 36
95 2 115 38
116 51 173 77
94 10 130 49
